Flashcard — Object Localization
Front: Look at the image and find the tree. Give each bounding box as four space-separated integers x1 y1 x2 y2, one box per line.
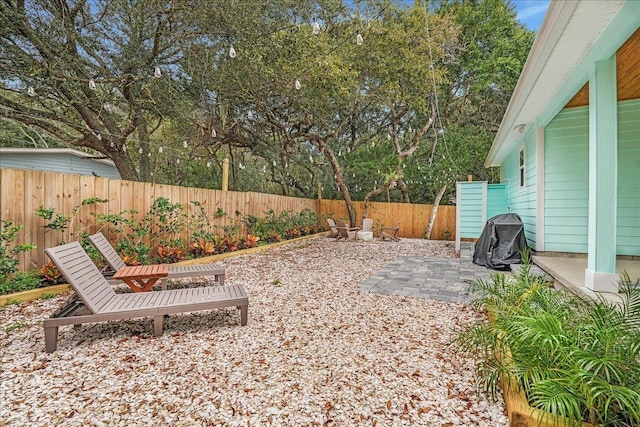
0 0 202 180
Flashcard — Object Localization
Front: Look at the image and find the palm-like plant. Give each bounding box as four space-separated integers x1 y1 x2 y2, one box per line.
457 255 640 427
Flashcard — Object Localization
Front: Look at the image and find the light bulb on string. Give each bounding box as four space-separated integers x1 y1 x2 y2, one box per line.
239 162 245 170
88 79 96 90
158 147 163 153
272 160 276 167
295 79 302 90
96 133 102 141
262 165 267 173
176 159 180 165
356 32 364 46
309 155 313 163
27 86 35 97
211 127 217 138
206 161 212 168
229 45 237 58
352 173 355 178
138 148 143 154
338 150 342 157
182 140 188 148
387 134 391 140
154 66 162 78
148 152 152 157
122 145 127 152
347 147 351 153
311 20 320 35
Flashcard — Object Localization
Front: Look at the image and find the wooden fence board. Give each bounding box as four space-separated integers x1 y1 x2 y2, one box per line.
1 168 457 271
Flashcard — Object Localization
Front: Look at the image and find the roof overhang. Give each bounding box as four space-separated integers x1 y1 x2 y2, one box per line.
0 147 117 167
485 0 640 167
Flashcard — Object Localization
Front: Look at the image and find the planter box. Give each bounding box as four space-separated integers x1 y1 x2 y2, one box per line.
503 376 595 427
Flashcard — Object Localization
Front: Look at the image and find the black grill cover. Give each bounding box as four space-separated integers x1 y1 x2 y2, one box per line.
472 213 528 270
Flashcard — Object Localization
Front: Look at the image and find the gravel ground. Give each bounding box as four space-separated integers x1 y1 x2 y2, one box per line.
0 238 507 427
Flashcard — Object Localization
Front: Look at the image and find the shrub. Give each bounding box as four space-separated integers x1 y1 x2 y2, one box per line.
0 221 35 291
457 254 640 427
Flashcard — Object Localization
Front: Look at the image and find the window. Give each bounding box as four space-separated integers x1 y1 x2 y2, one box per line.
519 147 525 188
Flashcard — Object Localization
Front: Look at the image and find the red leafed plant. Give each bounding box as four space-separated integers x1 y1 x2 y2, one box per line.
243 234 260 249
156 245 184 263
120 252 140 266
39 261 61 284
190 238 215 257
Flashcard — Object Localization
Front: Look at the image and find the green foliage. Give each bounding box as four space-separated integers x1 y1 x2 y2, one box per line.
35 198 108 243
0 271 41 295
0 220 36 286
457 254 640 427
5 320 27 332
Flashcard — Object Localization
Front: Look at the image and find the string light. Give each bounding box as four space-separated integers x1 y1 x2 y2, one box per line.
176 159 180 164
356 32 364 45
88 79 96 90
229 45 237 58
239 162 245 169
122 145 127 152
182 140 188 148
295 79 301 90
211 127 217 138
138 148 143 154
158 147 163 153
207 161 212 168
154 66 162 78
272 160 276 166
312 20 321 35
27 86 35 97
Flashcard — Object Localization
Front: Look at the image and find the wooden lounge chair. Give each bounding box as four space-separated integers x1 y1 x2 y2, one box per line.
326 219 339 238
43 242 248 352
358 218 374 241
380 221 401 241
334 219 359 240
88 232 225 288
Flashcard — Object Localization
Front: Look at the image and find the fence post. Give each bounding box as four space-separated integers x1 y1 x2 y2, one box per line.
222 158 229 191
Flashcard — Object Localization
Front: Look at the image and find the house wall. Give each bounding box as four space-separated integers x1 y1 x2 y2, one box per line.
539 99 640 255
0 153 121 179
617 99 640 256
543 106 590 253
501 127 537 249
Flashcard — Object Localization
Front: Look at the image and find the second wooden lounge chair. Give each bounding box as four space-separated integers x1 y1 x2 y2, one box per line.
43 242 248 353
88 232 226 288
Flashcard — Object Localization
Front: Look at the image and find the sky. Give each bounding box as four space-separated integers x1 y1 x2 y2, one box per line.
512 0 550 31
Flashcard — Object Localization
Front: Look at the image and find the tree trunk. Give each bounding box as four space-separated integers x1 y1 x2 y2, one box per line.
318 139 356 226
424 185 447 240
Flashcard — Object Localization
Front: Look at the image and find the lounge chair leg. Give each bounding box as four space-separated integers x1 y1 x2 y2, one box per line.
240 305 248 326
153 315 164 336
44 325 58 353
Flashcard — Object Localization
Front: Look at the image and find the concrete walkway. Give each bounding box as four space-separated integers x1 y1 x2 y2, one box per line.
361 243 547 304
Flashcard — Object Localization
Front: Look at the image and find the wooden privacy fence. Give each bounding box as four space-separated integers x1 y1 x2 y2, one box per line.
0 168 456 272
318 199 456 241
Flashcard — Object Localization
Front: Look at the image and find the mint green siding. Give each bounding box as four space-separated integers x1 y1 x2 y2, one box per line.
487 184 509 219
501 128 537 249
458 182 485 238
544 107 589 253
617 99 640 256
542 100 640 256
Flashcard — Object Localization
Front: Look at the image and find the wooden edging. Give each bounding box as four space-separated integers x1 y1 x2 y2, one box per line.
0 284 71 307
0 232 329 307
173 232 328 265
